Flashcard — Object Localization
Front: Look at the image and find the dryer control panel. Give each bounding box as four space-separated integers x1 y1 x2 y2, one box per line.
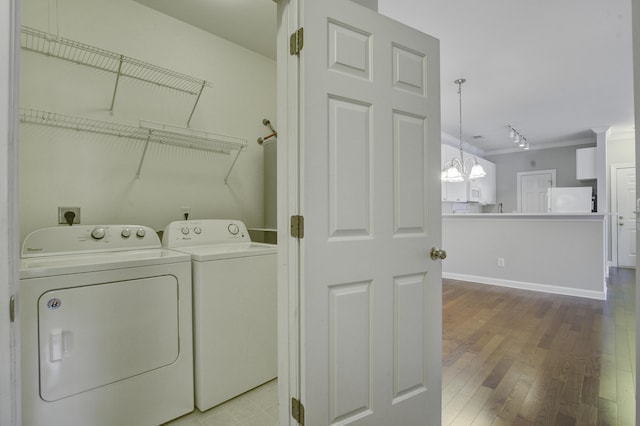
21 225 161 258
162 219 250 248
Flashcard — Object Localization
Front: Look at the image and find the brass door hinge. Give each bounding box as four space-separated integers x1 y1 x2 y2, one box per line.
290 215 304 239
291 397 305 425
290 27 304 55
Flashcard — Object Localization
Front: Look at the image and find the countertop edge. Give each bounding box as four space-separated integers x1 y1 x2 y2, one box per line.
442 213 608 220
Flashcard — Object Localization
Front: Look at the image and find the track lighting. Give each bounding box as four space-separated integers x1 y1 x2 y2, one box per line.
508 125 529 150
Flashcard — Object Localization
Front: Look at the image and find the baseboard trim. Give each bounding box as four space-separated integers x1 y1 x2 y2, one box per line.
442 273 607 300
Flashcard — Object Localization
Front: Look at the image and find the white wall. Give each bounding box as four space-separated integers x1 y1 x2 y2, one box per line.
608 133 635 166
443 215 607 299
19 0 276 241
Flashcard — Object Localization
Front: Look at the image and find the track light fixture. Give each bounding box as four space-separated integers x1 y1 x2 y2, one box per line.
508 125 529 150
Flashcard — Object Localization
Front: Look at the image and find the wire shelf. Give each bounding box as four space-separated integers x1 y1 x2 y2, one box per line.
20 108 247 180
21 26 211 124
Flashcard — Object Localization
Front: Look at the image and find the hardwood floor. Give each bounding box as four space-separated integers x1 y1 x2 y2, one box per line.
442 268 636 425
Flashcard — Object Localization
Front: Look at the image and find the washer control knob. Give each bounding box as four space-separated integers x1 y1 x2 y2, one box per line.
136 228 146 238
228 223 239 235
194 227 202 235
91 227 106 240
181 227 190 235
121 228 131 238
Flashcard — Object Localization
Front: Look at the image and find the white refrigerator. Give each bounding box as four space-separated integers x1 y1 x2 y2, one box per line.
546 187 593 213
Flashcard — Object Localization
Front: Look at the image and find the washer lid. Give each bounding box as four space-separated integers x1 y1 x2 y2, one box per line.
173 242 277 261
20 248 190 279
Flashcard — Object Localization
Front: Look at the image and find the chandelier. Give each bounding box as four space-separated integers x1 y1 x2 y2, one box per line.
441 78 486 183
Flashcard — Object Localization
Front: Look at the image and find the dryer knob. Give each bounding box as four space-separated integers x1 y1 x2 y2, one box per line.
194 227 202 235
91 227 106 240
136 228 146 238
181 227 190 235
121 228 131 238
228 223 239 235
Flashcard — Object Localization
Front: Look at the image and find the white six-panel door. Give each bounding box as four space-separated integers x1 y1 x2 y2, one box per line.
615 166 637 268
517 170 556 213
280 0 443 424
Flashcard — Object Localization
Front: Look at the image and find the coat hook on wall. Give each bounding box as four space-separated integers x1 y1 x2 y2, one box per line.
257 118 277 144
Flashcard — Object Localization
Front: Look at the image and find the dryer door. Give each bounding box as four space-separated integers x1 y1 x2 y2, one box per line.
38 276 179 401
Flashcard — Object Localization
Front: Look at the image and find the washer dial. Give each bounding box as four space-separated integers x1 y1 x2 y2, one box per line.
228 223 239 235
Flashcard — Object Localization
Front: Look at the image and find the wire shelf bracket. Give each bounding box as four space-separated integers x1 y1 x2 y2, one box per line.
20 108 247 180
21 26 212 126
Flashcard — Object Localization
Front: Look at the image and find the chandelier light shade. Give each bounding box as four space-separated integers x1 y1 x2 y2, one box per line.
441 78 486 182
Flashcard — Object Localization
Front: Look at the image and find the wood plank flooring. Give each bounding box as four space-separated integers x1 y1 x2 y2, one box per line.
442 268 636 425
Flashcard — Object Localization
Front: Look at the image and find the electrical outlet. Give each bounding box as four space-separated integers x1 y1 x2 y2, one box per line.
497 257 505 268
58 207 81 225
181 206 191 220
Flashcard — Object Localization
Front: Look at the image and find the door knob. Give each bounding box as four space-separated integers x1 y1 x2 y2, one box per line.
430 247 447 260
619 222 624 226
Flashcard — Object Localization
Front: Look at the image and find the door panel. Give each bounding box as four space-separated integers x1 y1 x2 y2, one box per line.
290 1 442 424
393 273 427 401
328 281 372 423
393 112 427 234
328 97 372 239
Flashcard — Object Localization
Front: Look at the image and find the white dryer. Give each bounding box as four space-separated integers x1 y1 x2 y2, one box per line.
162 220 277 411
20 225 194 426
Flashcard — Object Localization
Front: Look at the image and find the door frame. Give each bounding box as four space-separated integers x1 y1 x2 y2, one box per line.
516 169 556 213
276 0 299 424
610 162 635 268
1 0 21 424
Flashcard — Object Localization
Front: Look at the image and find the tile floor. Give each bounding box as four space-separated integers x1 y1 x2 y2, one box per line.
164 379 279 426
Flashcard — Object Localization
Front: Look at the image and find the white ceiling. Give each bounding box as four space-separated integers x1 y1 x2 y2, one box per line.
134 0 635 155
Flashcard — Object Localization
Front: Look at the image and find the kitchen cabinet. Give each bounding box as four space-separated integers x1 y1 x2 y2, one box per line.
576 147 596 180
472 157 496 205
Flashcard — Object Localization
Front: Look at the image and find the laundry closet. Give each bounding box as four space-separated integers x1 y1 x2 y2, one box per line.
19 0 276 242
19 0 278 424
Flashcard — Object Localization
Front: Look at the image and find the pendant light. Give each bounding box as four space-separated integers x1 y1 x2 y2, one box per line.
441 78 486 182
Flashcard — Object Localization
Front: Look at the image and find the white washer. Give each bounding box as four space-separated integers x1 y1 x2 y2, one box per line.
20 225 194 426
162 219 277 411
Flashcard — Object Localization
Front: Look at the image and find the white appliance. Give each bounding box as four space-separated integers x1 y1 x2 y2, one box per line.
547 187 593 213
468 183 481 202
20 225 194 426
162 219 277 411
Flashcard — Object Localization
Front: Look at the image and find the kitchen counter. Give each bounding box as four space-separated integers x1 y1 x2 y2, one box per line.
442 213 607 299
443 213 606 220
